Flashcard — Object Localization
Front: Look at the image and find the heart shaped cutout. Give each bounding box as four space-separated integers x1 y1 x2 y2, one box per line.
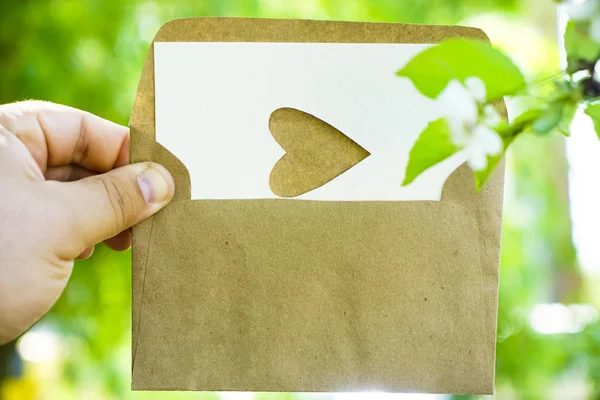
269 108 370 197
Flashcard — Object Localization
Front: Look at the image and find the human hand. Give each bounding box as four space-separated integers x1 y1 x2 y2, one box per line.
0 101 174 344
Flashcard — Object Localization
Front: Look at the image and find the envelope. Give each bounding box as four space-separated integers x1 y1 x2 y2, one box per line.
130 18 505 394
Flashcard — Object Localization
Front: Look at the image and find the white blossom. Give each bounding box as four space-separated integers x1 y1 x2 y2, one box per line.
567 0 598 21
567 0 600 43
590 17 600 43
437 78 503 171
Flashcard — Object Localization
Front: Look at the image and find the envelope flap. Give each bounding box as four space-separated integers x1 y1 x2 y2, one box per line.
130 129 190 201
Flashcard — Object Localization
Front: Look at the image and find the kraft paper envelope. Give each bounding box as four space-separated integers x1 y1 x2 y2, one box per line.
130 18 505 394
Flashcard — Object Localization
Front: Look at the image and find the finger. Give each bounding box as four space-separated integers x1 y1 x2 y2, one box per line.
0 125 45 180
46 165 132 254
77 247 95 260
103 230 132 252
45 165 97 182
0 101 129 173
50 162 174 256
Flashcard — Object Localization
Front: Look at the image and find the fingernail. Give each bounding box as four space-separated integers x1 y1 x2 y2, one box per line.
137 165 174 204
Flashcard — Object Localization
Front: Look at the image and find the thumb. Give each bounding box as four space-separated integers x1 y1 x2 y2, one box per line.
54 162 174 254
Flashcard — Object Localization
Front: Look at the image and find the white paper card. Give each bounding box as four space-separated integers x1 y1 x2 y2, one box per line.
154 42 466 201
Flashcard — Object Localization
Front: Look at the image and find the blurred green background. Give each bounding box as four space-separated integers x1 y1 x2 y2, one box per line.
1 0 600 399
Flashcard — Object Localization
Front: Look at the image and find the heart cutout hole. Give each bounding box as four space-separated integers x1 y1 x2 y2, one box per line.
269 108 370 197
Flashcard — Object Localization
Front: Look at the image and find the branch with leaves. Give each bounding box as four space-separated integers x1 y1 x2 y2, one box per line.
400 0 600 190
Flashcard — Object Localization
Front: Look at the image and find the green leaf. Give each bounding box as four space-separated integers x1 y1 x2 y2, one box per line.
402 118 459 186
501 102 577 139
557 102 578 137
495 108 543 139
564 21 600 74
531 103 564 135
473 136 514 191
397 38 525 100
513 108 544 130
585 103 600 140
474 153 503 191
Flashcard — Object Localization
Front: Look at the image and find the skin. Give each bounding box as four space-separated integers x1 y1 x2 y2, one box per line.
0 101 175 344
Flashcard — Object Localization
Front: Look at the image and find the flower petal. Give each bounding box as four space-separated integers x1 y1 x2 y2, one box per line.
568 0 598 21
473 126 503 156
447 119 468 147
483 104 502 128
437 80 479 147
465 76 487 103
437 79 479 147
590 17 600 43
438 80 479 122
465 145 488 171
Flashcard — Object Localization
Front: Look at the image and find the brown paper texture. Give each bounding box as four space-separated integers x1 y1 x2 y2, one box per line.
130 17 505 394
269 107 371 197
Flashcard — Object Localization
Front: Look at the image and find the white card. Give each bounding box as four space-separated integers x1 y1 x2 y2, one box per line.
154 42 465 201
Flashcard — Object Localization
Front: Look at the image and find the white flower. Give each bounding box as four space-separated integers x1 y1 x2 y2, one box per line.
590 17 600 43
437 77 503 171
567 0 600 43
567 0 598 21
